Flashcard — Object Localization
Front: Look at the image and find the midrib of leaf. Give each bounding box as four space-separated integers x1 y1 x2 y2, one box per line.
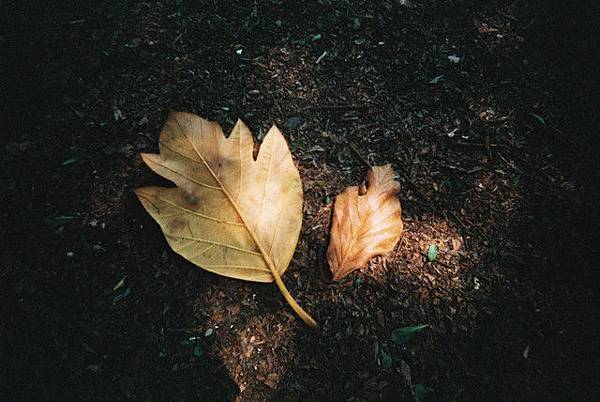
204 264 270 272
181 129 318 329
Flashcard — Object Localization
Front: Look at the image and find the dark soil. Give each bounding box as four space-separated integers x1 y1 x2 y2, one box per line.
2 0 599 400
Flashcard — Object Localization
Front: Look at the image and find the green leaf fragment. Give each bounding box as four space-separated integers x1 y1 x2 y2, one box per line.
414 384 433 402
113 276 126 291
62 156 82 166
429 75 444 84
193 344 204 358
391 324 429 345
513 174 522 188
529 113 545 125
62 147 83 166
379 347 392 369
427 244 438 262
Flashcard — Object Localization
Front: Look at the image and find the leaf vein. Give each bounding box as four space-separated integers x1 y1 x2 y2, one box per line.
157 197 244 226
164 233 261 255
145 151 222 190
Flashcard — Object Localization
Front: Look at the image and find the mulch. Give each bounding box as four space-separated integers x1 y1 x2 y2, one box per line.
2 0 599 400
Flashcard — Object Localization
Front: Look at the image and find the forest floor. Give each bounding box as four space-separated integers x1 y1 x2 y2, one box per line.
2 0 599 400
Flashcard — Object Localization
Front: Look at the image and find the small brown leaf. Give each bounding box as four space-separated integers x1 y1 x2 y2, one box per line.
327 164 403 280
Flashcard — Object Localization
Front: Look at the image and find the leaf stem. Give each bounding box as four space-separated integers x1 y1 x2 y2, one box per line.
269 264 319 329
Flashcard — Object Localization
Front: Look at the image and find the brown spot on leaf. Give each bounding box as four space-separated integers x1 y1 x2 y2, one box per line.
185 192 199 206
169 218 186 231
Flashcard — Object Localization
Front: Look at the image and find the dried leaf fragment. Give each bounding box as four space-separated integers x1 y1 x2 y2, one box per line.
135 112 317 328
327 164 403 281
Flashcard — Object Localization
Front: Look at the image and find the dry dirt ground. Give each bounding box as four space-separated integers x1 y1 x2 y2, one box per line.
2 0 599 401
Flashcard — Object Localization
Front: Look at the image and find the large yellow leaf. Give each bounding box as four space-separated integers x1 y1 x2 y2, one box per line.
327 164 403 281
135 112 317 328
